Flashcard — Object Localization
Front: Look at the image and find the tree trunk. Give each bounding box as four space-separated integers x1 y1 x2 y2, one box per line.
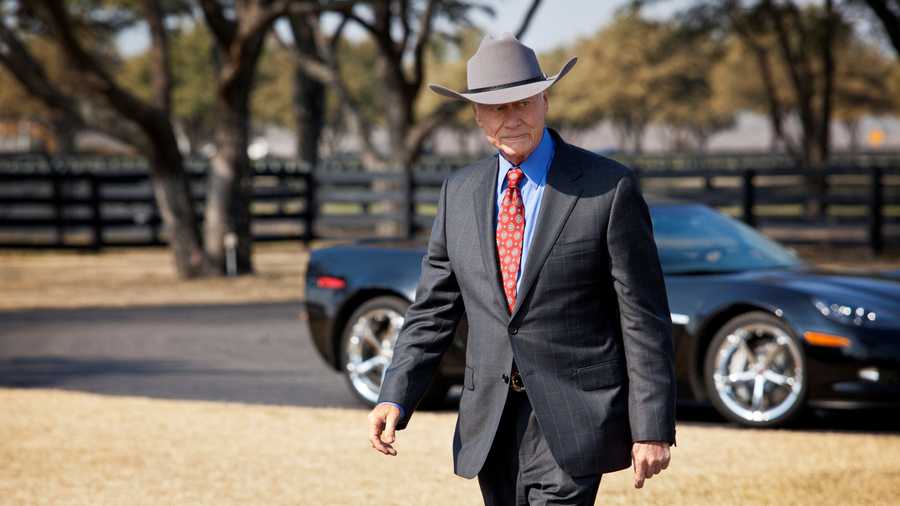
204 87 254 275
370 55 414 237
49 114 77 154
146 147 211 278
290 13 325 168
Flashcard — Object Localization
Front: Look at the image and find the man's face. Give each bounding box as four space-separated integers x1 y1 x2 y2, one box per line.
473 92 549 165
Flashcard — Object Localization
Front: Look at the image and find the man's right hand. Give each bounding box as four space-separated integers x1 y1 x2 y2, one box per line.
368 402 401 456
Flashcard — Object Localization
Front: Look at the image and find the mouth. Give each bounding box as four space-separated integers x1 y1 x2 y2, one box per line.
501 134 530 142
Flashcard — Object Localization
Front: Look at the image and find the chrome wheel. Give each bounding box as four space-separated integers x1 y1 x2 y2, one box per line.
706 314 806 427
343 305 404 404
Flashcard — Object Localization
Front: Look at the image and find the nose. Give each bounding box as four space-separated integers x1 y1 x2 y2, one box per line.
504 109 525 127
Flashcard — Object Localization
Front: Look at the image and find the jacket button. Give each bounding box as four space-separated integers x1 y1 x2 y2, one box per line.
510 327 518 335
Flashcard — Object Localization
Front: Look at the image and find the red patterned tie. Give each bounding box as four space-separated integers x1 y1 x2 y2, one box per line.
496 167 525 313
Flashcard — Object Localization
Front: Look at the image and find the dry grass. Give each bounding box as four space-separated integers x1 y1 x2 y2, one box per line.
3 246 900 504
1 242 899 312
1 389 899 506
0 242 314 310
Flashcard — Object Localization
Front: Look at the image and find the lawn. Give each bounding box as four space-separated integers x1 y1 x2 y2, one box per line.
2 244 900 505
2 389 899 506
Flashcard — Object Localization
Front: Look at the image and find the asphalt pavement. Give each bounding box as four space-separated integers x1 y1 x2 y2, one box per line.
1 301 898 433
0 302 360 408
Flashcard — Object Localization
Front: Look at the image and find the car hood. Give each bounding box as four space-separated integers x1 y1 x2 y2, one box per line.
739 266 900 311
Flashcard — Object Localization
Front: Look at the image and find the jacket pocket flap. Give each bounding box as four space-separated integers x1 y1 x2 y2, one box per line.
550 237 602 257
575 359 624 390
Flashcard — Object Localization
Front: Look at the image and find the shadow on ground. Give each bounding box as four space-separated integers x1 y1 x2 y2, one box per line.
425 391 900 435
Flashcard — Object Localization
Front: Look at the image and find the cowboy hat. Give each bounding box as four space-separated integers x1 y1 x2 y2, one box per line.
428 32 577 105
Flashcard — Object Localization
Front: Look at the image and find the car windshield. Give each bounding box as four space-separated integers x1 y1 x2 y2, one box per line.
649 204 802 275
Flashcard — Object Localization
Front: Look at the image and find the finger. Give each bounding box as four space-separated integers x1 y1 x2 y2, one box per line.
368 412 391 454
633 459 647 489
382 409 399 444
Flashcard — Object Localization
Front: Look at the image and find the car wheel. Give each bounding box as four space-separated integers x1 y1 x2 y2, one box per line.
339 295 449 408
703 311 807 428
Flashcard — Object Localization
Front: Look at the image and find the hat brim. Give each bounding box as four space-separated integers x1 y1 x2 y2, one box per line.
429 57 577 105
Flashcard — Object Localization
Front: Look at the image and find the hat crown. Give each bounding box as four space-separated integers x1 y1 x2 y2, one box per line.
466 33 545 92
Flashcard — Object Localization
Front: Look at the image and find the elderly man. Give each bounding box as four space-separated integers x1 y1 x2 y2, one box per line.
367 33 676 505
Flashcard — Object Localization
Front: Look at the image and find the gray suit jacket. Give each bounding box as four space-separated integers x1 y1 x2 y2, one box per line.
378 129 676 479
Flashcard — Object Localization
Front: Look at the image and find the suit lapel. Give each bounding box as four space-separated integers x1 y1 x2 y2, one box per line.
510 135 583 320
471 155 509 314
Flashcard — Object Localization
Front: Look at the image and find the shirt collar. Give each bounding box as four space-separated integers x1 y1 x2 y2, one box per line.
496 127 554 193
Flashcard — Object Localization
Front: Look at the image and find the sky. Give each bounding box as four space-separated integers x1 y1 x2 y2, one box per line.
468 0 686 52
117 0 688 56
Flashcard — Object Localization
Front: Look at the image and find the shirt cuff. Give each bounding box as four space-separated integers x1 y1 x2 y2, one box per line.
380 401 405 419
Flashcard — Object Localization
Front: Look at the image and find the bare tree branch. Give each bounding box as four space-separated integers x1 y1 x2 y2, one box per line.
36 0 176 157
411 0 439 95
398 0 412 53
344 9 381 39
298 14 383 164
198 0 236 47
141 0 172 112
0 21 82 124
515 0 543 40
724 2 800 159
406 99 466 161
864 0 900 57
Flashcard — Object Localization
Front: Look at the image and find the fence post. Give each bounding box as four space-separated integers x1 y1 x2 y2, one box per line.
869 166 883 255
49 157 65 247
89 173 103 250
742 168 756 227
304 168 317 243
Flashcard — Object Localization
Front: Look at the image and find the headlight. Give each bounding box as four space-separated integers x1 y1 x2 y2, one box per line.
811 297 879 327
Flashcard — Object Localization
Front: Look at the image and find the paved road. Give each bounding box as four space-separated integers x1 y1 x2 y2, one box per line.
1 301 898 433
0 302 360 408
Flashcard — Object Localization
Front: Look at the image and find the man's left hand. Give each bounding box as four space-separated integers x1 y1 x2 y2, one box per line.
631 441 670 489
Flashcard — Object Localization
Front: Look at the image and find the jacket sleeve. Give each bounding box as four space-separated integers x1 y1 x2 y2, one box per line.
377 177 465 430
607 171 677 445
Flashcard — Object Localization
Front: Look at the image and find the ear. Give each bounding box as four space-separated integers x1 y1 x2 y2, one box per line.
542 92 549 113
472 103 482 127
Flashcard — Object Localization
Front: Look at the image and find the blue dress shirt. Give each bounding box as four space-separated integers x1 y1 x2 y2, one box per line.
495 127 554 294
381 128 555 419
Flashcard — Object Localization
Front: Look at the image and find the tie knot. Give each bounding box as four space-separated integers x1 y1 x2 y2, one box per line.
506 167 524 189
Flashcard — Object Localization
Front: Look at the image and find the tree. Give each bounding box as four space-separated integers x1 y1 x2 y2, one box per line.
672 0 845 218
0 36 84 152
861 0 900 57
547 10 736 153
2 0 213 277
285 0 541 237
197 0 356 273
288 12 327 167
122 24 218 155
2 0 356 277
648 21 737 152
832 39 897 150
289 1 541 169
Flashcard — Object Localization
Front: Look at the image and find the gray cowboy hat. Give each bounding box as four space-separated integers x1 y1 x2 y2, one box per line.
429 32 577 105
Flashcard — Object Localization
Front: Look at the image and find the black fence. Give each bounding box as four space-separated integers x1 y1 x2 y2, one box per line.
1 153 899 252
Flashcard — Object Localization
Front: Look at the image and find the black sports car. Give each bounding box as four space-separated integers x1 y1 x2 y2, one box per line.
302 199 900 428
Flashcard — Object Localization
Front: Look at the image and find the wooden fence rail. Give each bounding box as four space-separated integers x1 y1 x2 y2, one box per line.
1 155 899 252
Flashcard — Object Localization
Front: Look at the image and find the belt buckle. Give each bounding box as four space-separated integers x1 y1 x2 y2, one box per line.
510 371 525 392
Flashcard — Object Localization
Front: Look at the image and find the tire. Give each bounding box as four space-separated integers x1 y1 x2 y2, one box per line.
338 295 448 408
703 311 807 428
